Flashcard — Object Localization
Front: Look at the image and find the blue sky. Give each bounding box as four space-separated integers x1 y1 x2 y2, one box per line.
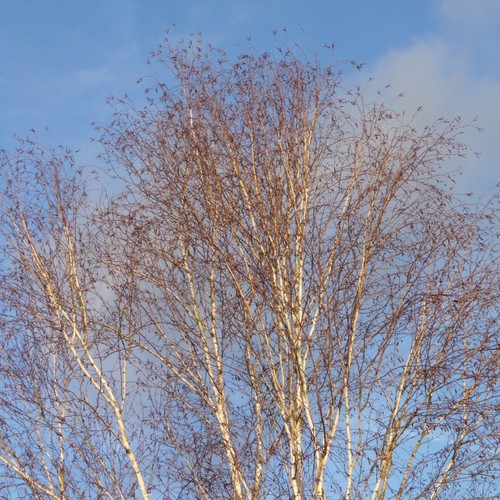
1 0 499 194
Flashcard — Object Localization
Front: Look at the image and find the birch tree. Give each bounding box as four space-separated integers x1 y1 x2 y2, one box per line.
1 34 500 499
0 142 153 499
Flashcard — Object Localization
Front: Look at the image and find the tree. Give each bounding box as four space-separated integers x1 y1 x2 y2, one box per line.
1 33 500 499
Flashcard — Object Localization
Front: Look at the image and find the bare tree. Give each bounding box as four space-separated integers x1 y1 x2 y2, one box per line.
0 142 153 499
1 34 500 499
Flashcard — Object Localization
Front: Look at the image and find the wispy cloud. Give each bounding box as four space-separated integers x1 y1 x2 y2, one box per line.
439 0 500 34
361 0 500 195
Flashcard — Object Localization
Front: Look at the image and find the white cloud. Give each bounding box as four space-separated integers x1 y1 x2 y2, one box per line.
361 1 500 195
439 0 500 34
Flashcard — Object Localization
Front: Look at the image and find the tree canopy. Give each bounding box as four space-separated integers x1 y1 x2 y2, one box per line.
1 34 500 499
